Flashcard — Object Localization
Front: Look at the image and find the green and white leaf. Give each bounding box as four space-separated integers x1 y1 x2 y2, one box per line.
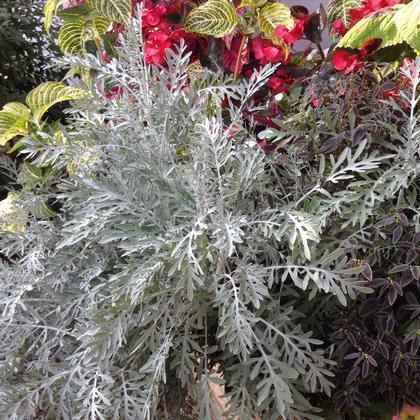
327 0 362 30
58 16 110 55
87 0 132 23
0 103 31 145
257 2 294 44
185 0 238 38
26 82 87 125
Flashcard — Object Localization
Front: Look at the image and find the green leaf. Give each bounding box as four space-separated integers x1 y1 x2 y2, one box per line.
327 0 362 31
338 7 403 49
58 16 110 55
257 2 294 44
26 82 87 125
58 4 101 22
0 103 31 146
337 1 419 52
185 0 239 38
86 0 132 23
44 0 68 34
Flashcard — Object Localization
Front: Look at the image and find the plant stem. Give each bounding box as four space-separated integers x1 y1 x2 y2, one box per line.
94 38 107 64
233 35 248 81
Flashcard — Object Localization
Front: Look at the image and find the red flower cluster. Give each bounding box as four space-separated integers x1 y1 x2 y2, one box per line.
140 2 196 65
252 37 287 65
267 68 294 94
349 0 402 25
332 50 363 73
274 20 305 45
332 19 347 36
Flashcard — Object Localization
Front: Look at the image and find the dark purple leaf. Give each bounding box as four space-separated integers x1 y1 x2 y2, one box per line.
388 288 398 305
319 134 344 153
362 359 370 378
290 5 309 18
378 342 389 359
399 213 408 224
367 354 377 366
413 231 420 244
405 292 418 305
389 264 408 274
410 265 420 280
345 366 360 384
362 263 373 281
406 250 417 264
344 352 360 360
359 298 378 316
353 391 369 407
393 282 403 296
400 275 413 287
347 332 358 347
393 225 403 244
370 278 386 287
392 355 401 372
382 366 391 383
375 217 395 227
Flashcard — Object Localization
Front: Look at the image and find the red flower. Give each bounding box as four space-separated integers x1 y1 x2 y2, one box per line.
142 4 167 27
332 50 362 74
252 37 286 65
332 19 347 36
274 20 304 45
145 31 173 65
267 77 287 94
104 86 124 100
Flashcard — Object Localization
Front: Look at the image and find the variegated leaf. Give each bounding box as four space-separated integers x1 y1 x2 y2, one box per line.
87 0 132 23
185 0 238 38
26 82 87 125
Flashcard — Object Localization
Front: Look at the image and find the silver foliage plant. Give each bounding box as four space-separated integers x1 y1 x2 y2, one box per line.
0 17 418 419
